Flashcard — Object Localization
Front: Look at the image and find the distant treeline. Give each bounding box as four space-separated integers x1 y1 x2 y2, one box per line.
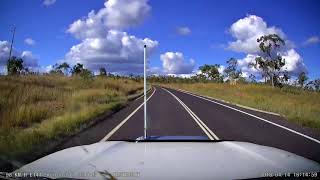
2 34 320 92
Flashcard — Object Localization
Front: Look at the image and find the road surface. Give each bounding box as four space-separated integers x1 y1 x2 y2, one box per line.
59 86 320 162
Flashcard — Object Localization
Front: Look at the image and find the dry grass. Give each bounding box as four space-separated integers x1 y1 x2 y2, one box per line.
162 83 320 130
0 75 142 158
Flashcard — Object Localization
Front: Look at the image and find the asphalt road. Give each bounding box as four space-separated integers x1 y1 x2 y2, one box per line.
59 86 320 162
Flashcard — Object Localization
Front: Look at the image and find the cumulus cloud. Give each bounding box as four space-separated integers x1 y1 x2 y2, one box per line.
65 30 158 74
237 50 307 79
228 15 285 54
160 52 195 74
281 49 307 75
176 27 191 36
43 0 56 6
24 38 36 46
237 54 264 78
227 15 307 77
303 36 320 46
67 0 151 39
21 51 39 68
63 0 157 75
217 65 225 74
0 41 12 66
0 40 39 71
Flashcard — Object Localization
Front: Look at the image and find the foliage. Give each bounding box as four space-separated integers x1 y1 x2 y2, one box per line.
250 34 287 87
298 72 308 88
224 58 241 83
80 69 94 80
305 79 320 91
71 63 84 75
99 67 107 76
199 64 223 82
70 63 94 79
7 56 24 75
249 74 256 83
57 62 70 75
49 62 70 76
237 76 248 84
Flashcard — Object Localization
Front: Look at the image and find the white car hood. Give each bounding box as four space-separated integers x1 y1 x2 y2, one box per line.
15 141 320 180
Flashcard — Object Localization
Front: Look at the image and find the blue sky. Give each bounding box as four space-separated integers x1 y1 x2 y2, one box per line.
0 0 319 79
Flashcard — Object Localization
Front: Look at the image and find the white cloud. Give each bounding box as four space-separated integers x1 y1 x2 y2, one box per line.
64 0 156 75
0 41 12 66
237 49 307 79
105 0 151 29
24 38 36 46
21 51 39 68
45 65 53 72
160 52 195 74
67 0 151 39
176 27 191 36
0 40 39 71
303 36 320 46
218 65 225 74
237 54 264 78
64 30 158 74
281 49 307 75
43 0 56 6
167 73 195 78
228 15 285 54
227 15 307 77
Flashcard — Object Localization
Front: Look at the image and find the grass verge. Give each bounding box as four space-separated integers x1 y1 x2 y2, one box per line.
0 75 142 163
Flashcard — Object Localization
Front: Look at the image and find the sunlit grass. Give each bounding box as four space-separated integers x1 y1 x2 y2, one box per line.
162 83 320 130
0 75 142 159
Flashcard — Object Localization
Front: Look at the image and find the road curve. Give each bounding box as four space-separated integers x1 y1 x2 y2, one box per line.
58 86 320 162
163 87 320 162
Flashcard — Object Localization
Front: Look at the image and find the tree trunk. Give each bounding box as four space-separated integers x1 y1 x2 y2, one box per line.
271 74 274 88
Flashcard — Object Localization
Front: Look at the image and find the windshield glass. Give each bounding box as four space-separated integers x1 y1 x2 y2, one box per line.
1 0 320 179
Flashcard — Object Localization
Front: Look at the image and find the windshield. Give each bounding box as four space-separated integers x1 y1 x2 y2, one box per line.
1 0 320 179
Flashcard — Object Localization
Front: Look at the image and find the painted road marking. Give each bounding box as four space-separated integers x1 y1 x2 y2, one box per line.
162 88 219 140
100 87 157 141
174 88 320 144
134 87 152 101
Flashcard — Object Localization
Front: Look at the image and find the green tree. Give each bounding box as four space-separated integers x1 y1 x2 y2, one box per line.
314 79 320 91
57 62 70 75
278 70 290 86
298 72 308 88
71 63 93 79
251 34 286 87
7 56 24 75
305 79 320 91
71 63 84 75
237 76 248 84
80 69 94 80
99 67 107 76
224 58 241 84
199 64 222 82
249 74 256 83
50 63 63 75
194 74 207 82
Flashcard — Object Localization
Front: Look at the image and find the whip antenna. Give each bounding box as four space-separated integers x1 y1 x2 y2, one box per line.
143 45 147 139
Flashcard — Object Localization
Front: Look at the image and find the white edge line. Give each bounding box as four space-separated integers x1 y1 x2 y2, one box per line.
134 87 152 101
174 88 320 144
162 88 219 140
100 87 156 142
